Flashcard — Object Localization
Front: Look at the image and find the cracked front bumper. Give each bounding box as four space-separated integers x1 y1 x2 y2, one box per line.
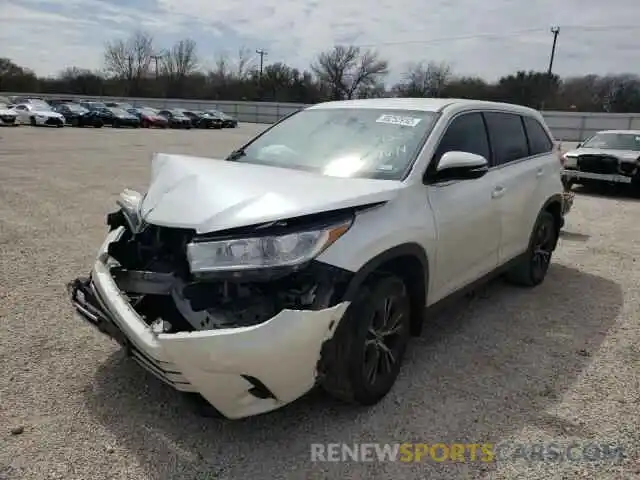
69 227 349 419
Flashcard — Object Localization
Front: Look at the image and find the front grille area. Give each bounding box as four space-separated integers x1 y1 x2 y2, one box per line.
46 117 63 126
577 155 619 174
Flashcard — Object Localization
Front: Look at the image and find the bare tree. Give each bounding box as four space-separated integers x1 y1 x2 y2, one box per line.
311 45 388 100
392 61 452 97
162 38 198 96
234 47 254 80
103 30 154 95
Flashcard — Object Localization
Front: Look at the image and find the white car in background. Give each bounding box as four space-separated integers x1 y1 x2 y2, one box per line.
0 103 19 126
11 103 65 127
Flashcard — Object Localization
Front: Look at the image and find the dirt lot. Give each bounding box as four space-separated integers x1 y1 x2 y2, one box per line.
1 126 639 480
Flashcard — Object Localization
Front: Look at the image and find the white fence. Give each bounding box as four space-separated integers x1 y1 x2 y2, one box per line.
3 91 640 141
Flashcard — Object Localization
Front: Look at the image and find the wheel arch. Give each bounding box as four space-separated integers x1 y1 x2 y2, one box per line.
340 243 429 336
541 193 564 249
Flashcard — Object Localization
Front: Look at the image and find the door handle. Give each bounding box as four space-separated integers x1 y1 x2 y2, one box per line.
491 185 505 198
536 168 544 177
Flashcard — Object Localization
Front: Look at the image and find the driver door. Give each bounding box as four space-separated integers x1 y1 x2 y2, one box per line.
425 112 502 302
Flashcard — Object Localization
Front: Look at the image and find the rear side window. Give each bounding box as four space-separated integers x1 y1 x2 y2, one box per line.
523 116 553 155
483 112 529 166
433 112 491 163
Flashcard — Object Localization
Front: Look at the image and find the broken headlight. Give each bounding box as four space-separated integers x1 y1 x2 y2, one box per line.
186 219 352 274
115 189 144 233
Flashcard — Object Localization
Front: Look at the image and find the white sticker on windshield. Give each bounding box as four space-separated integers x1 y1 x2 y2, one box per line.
376 114 421 127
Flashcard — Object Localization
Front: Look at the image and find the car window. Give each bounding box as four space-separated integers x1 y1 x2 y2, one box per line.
433 112 490 164
483 112 529 166
523 116 553 155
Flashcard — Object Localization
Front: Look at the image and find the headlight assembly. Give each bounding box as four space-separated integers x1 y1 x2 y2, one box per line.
186 219 352 275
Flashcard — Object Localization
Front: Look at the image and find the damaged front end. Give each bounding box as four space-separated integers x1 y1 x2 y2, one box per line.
69 189 355 419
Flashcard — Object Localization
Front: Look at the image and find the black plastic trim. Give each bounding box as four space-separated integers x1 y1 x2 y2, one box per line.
340 243 429 303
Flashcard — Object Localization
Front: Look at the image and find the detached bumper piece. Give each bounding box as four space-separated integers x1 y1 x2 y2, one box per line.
67 276 193 391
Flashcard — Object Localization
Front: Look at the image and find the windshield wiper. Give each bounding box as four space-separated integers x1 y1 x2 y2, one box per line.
226 149 246 161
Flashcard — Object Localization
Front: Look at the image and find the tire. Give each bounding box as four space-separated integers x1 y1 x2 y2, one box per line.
113 120 120 128
30 116 36 126
320 274 412 405
142 119 149 128
505 211 557 287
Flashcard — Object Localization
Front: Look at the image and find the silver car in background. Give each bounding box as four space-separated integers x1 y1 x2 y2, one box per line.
561 130 640 189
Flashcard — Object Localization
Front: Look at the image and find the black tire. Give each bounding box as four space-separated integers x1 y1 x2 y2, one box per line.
505 211 557 287
113 120 120 128
320 275 412 405
30 116 36 126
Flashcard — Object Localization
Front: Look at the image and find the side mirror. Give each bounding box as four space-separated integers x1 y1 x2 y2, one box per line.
430 151 489 182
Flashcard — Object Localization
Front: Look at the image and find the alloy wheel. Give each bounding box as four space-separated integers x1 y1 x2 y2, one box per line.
362 294 407 388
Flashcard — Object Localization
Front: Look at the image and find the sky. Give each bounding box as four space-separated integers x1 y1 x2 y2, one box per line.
1 0 640 82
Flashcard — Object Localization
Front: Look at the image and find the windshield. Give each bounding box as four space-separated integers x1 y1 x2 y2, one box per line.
582 132 640 151
140 108 157 115
170 110 186 115
230 108 438 180
87 102 107 109
110 108 129 116
66 104 88 113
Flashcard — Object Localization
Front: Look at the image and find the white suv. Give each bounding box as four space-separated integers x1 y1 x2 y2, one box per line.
69 98 569 419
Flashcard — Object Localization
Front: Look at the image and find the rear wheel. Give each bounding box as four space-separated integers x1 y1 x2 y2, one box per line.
320 275 411 405
505 211 557 287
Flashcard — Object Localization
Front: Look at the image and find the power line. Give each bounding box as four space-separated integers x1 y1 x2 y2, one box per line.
351 24 640 49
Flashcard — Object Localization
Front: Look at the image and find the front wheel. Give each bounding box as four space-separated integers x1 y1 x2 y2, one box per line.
30 116 37 126
320 275 411 405
505 211 557 287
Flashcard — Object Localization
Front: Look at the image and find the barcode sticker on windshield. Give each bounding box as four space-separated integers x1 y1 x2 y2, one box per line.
376 114 421 127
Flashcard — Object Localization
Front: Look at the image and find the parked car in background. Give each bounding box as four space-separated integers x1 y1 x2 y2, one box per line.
48 98 76 107
182 110 223 129
0 102 19 126
80 101 109 111
104 107 141 128
157 109 192 129
127 107 169 128
68 98 569 420
54 103 104 128
561 129 640 190
106 102 134 110
11 103 65 127
205 109 238 128
11 96 49 107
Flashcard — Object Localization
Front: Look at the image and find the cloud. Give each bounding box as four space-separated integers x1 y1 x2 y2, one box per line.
2 0 640 80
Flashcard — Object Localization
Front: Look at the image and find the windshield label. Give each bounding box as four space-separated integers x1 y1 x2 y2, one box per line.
376 114 421 127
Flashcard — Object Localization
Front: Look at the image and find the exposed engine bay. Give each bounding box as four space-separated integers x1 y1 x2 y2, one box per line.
104 207 350 334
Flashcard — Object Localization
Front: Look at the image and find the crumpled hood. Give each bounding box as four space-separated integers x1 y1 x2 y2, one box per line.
139 153 403 234
565 147 640 162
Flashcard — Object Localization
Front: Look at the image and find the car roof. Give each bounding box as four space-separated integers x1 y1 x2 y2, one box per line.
306 97 541 116
594 129 640 135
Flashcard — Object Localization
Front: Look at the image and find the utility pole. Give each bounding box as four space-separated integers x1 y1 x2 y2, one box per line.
541 26 560 111
256 49 267 78
548 26 560 76
150 54 162 79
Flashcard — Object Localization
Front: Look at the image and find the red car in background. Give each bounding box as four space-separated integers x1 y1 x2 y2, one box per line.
127 107 169 128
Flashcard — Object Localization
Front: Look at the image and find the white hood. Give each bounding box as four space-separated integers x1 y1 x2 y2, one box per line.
565 147 640 162
139 153 403 233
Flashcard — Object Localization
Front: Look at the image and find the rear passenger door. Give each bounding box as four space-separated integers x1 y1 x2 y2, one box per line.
483 112 550 264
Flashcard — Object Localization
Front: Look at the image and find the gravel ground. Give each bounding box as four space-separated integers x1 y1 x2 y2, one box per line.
1 126 639 480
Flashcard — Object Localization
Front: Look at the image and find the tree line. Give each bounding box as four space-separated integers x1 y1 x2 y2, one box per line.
1 30 640 112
